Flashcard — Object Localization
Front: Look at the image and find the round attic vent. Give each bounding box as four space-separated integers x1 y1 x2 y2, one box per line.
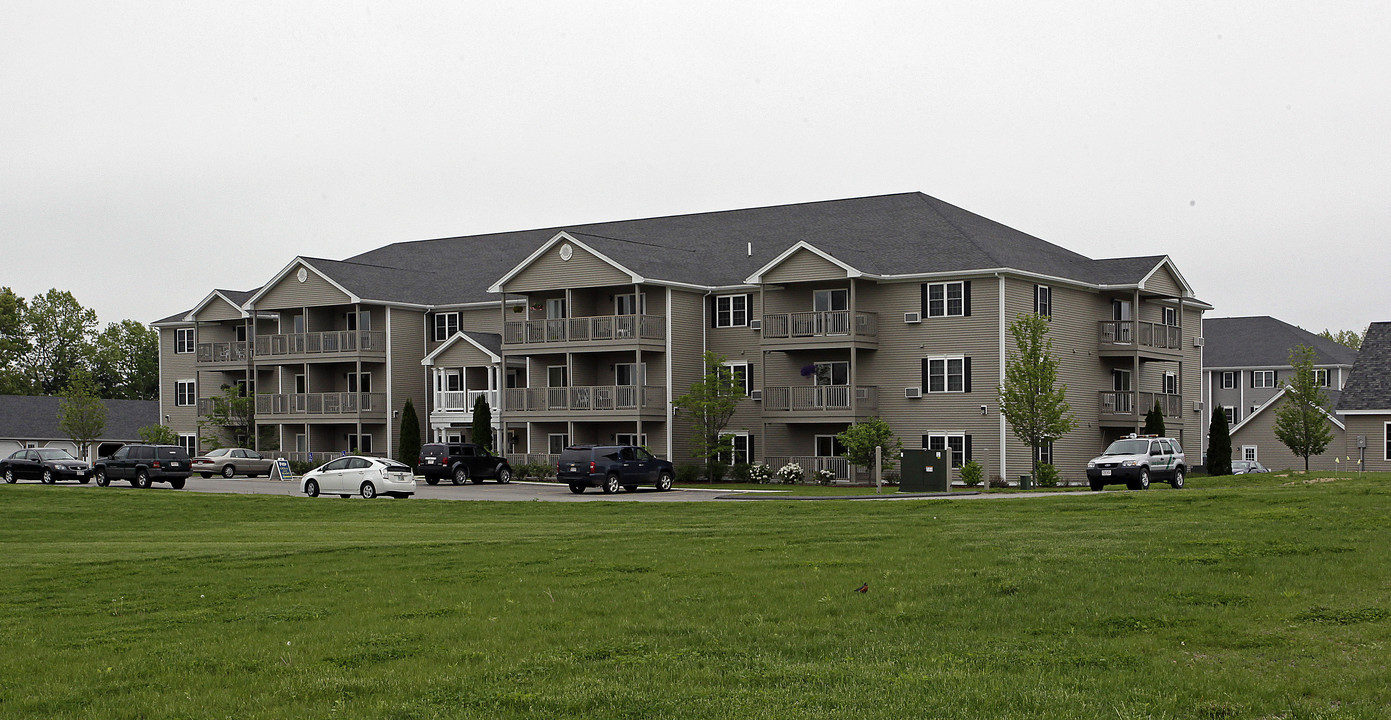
559 243 573 261
296 268 308 283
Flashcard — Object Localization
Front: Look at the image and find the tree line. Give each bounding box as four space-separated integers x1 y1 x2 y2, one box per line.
0 287 158 400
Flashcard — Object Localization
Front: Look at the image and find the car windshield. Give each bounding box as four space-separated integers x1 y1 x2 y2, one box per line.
36 449 76 460
1102 440 1151 455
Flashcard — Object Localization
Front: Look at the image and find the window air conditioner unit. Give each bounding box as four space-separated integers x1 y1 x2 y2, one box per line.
1193 336 1205 347
904 311 922 324
750 319 761 330
749 390 762 401
905 387 923 399
1192 401 1204 411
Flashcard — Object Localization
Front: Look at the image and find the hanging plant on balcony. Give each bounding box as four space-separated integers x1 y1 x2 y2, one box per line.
800 364 818 377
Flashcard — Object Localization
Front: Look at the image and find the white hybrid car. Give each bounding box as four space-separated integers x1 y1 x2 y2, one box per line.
301 456 416 499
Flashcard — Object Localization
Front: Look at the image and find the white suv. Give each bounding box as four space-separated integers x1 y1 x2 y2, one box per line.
1086 434 1186 491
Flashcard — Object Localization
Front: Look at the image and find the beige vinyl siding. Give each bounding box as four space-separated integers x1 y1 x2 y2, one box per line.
460 306 502 333
195 321 238 344
160 326 199 441
502 243 632 293
257 266 351 309
1342 415 1391 471
432 340 496 368
388 308 428 460
1230 400 1345 472
667 289 707 463
762 249 848 284
1143 265 1183 296
1180 304 1204 451
708 292 761 452
193 296 244 322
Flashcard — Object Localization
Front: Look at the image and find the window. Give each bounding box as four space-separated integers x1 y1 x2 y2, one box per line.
175 380 195 406
235 324 247 343
615 433 649 448
1223 406 1236 425
1250 405 1260 417
433 312 459 341
723 362 751 395
615 293 646 316
1034 285 1051 318
347 372 372 393
925 433 971 468
1163 373 1178 395
1385 422 1391 462
175 328 194 354
813 361 849 386
345 310 371 332
925 281 967 317
295 434 307 453
924 356 968 393
1242 446 1257 462
719 432 750 465
1163 307 1178 326
292 314 306 334
813 289 848 312
548 434 569 455
547 366 568 388
1220 371 1235 389
615 363 647 387
1313 369 1329 387
348 434 373 454
1252 370 1275 388
1038 441 1054 466
545 298 567 319
815 435 846 458
178 434 197 456
715 294 748 328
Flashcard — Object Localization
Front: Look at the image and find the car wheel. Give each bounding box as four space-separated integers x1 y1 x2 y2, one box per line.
200 473 212 478
305 479 320 497
169 478 186 490
3 468 13 484
569 484 585 494
222 465 236 479
1171 468 1184 489
134 470 152 489
452 467 468 486
425 476 439 486
656 471 673 491
95 469 108 487
1135 469 1150 490
360 482 377 499
496 466 512 484
1089 479 1104 492
42 469 53 484
602 474 620 494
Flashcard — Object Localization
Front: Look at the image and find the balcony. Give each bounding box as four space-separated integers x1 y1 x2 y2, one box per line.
1098 321 1183 358
254 392 388 419
502 385 666 417
252 331 387 360
434 390 499 413
1099 391 1183 424
502 315 665 347
196 341 251 365
762 386 878 417
761 311 878 349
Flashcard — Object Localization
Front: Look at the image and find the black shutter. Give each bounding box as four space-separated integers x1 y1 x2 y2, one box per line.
921 284 928 316
745 294 755 326
965 435 973 461
963 357 972 393
748 434 756 465
1033 285 1039 314
921 435 930 450
1250 371 1255 389
709 295 717 328
963 281 972 316
922 358 930 390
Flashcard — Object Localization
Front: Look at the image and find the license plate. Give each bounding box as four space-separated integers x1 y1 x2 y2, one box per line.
1101 469 1111 476
170 462 180 468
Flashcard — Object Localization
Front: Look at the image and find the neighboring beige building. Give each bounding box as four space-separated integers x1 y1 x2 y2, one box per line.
153 193 1210 483
1336 322 1391 472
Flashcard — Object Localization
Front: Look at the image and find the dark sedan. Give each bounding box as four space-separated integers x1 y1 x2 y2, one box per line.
2 448 93 484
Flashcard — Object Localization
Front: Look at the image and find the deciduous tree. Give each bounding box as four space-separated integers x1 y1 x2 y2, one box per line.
0 287 30 394
835 417 902 478
673 351 744 472
139 424 180 444
1273 344 1335 472
198 385 252 450
92 320 159 400
1318 328 1364 351
998 313 1077 483
58 370 105 461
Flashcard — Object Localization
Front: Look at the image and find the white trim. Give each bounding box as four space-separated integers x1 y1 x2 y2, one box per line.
421 331 501 366
385 307 394 458
488 232 644 293
1229 387 1345 434
924 355 966 393
1385 422 1391 462
244 258 361 307
743 241 863 284
1137 256 1195 297
714 293 749 328
998 273 1007 482
1251 370 1276 389
175 379 196 406
666 287 674 460
723 361 752 395
924 281 967 317
184 289 252 321
432 311 461 342
1241 445 1258 462
174 327 195 354
1220 371 1235 389
1339 409 1391 415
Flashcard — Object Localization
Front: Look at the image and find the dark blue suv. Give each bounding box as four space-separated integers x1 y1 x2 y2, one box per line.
556 445 674 494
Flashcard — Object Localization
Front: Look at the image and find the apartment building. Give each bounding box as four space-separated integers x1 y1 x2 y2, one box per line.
1201 316 1356 470
153 193 1208 482
1336 322 1391 471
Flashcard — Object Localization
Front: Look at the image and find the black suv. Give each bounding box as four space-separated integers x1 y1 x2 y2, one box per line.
94 444 193 489
416 443 513 485
556 445 674 494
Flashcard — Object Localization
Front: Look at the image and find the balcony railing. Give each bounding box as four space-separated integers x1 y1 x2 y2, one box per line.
507 454 562 472
502 315 666 345
254 392 387 416
435 390 499 413
1099 391 1182 418
503 385 665 413
196 341 251 364
1098 321 1183 351
761 455 851 482
761 311 878 340
762 386 878 413
253 331 386 357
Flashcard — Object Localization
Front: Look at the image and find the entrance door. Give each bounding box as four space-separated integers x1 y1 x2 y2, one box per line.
814 289 849 334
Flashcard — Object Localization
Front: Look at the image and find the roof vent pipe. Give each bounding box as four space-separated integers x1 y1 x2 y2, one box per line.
747 242 752 257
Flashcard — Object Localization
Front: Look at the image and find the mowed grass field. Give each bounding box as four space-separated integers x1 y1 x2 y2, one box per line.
2 474 1390 719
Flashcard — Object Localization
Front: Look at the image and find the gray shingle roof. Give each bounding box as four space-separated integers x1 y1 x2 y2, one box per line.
0 395 159 441
462 331 502 357
1204 316 1360 368
341 192 1185 305
1337 322 1391 412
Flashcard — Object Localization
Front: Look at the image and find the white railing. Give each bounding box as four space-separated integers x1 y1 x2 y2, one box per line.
1099 391 1182 418
761 455 851 482
1098 321 1182 351
503 385 665 413
435 390 498 412
255 392 388 416
196 341 251 364
761 311 878 339
503 315 666 345
253 331 386 356
762 386 878 412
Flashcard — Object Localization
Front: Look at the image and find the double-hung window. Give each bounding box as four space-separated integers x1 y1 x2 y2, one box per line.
1220 371 1235 389
433 312 459 342
1313 369 1329 387
924 356 968 393
174 328 194 354
925 433 969 468
720 432 751 465
615 293 646 316
1163 307 1178 326
1252 370 1275 389
925 282 966 317
723 362 751 395
1163 373 1178 395
175 380 196 407
178 434 197 456
1034 285 1051 318
715 295 748 328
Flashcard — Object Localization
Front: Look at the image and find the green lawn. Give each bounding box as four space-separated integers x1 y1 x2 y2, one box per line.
2 473 1390 718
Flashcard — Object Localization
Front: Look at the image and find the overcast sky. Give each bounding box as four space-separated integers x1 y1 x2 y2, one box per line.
3 1 1387 335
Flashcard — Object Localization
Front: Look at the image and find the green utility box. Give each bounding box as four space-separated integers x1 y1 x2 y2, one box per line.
899 449 949 493
1018 474 1033 490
